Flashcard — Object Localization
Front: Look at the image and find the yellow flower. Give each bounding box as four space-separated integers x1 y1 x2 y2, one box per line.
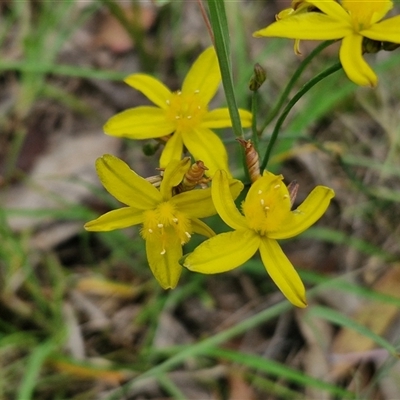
104 47 252 176
275 0 318 55
182 170 335 308
254 0 400 87
84 155 243 289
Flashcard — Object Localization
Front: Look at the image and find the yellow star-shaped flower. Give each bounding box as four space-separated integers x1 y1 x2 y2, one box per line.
104 47 252 176
182 170 335 308
254 0 400 87
85 155 243 289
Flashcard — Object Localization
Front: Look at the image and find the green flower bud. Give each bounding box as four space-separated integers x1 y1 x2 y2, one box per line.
362 37 381 54
382 41 400 52
249 63 267 91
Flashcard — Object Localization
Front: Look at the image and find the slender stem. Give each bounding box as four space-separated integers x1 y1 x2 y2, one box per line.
196 0 214 44
206 0 243 139
251 91 259 151
260 61 342 172
259 40 335 135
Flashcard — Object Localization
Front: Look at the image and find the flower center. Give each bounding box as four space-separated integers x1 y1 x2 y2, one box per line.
341 0 392 31
141 202 192 254
165 90 207 132
242 175 291 236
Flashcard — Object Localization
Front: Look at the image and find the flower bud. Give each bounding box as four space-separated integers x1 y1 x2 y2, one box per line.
362 38 381 54
142 142 159 156
382 41 400 52
249 63 267 91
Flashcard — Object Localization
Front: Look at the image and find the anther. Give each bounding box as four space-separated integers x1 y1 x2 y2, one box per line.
175 116 181 119
274 184 281 189
194 89 200 94
148 228 153 233
172 218 178 223
258 190 262 194
185 232 191 238
166 100 170 105
157 223 164 228
283 194 289 199
160 249 166 255
265 206 270 210
187 115 192 119
177 90 182 95
260 199 265 206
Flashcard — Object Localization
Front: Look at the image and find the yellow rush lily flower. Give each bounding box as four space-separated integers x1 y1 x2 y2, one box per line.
182 170 335 308
275 0 317 55
104 47 252 176
254 0 400 87
84 155 243 289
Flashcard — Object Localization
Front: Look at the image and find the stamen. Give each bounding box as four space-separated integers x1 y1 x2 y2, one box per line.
160 249 166 255
264 206 270 210
260 199 265 206
185 232 191 238
197 105 201 109
175 116 180 119
194 89 200 94
177 90 182 95
172 218 178 223
187 116 192 119
274 184 281 189
283 194 289 199
148 228 153 233
258 190 262 194
157 223 164 228
166 99 170 105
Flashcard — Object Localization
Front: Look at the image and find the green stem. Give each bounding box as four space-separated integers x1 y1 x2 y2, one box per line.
251 91 259 151
206 0 243 139
259 40 335 135
261 61 342 172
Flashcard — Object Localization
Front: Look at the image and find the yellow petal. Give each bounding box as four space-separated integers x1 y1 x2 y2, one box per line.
268 186 334 240
146 233 182 289
183 229 260 273
201 108 253 129
191 218 215 238
96 154 161 209
84 207 143 231
182 47 221 106
362 15 400 43
308 0 352 21
182 127 230 177
211 170 247 230
253 13 351 40
341 0 392 25
160 158 191 201
159 132 184 169
259 238 307 308
339 33 378 87
104 107 175 139
172 187 215 218
173 177 243 219
124 74 172 109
